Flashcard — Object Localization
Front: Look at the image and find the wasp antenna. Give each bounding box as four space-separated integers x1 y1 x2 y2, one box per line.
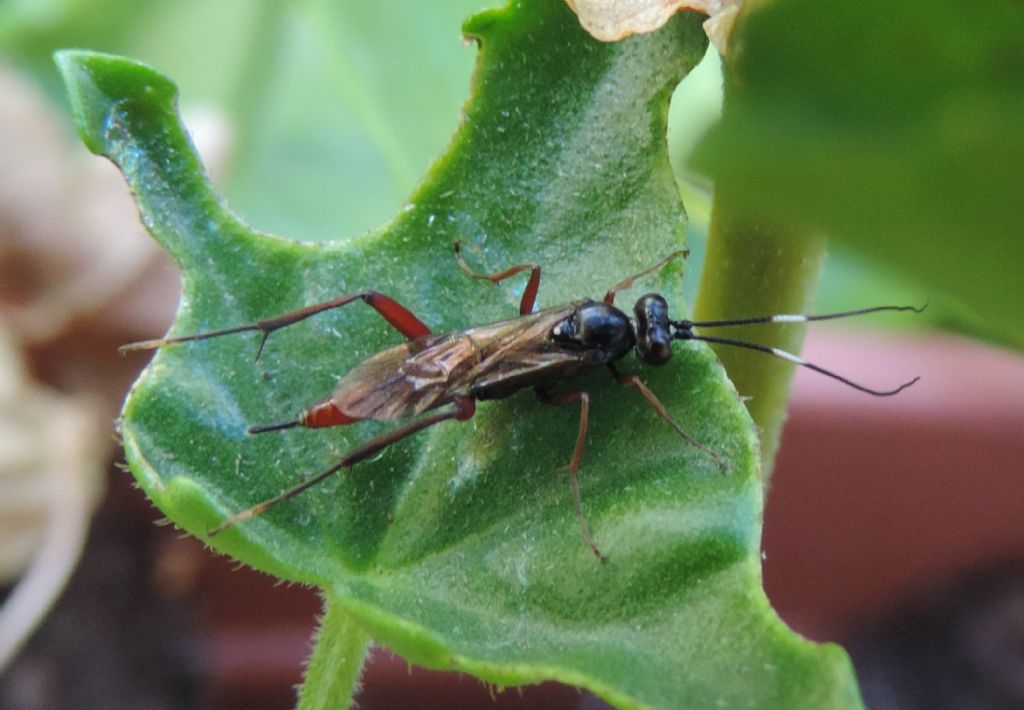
685 333 920 397
248 419 300 434
683 304 926 329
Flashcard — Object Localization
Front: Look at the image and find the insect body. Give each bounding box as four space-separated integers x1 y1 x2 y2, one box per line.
127 244 920 560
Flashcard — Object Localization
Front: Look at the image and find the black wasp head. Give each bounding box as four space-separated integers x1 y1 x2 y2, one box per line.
633 293 673 365
552 300 635 362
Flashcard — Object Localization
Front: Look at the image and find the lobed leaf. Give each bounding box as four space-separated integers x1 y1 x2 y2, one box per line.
57 1 861 706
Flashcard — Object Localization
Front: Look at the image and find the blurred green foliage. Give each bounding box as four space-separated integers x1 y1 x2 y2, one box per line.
3 0 486 241
1 0 721 291
694 0 1024 349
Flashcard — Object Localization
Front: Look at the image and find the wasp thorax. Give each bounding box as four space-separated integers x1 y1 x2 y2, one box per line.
553 301 635 361
634 293 672 365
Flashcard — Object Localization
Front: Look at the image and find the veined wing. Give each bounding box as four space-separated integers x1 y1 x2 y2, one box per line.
331 303 584 421
461 303 595 399
330 333 476 421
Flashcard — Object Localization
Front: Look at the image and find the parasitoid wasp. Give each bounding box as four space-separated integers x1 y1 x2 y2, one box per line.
126 244 921 560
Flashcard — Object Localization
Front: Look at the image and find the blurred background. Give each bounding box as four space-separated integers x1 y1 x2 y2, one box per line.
1 1 1022 708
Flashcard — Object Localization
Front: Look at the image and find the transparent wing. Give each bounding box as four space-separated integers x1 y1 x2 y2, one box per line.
331 304 583 421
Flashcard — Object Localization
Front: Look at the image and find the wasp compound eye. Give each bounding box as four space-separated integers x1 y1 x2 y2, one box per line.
634 293 672 365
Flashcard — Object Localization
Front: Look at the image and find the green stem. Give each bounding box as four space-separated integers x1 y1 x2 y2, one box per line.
297 592 373 710
693 183 826 481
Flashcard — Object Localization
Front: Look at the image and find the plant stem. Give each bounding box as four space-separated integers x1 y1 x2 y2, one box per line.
297 592 373 710
693 182 826 482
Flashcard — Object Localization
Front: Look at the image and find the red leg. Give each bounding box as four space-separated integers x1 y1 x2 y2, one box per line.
537 388 605 562
122 290 431 359
608 364 726 469
603 250 688 305
454 241 541 315
209 396 476 536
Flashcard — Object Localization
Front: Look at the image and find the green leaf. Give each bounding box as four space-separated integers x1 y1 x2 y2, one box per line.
56 2 861 707
693 0 1024 350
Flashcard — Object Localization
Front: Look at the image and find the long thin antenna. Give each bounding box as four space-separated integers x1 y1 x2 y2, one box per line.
671 304 923 396
687 334 919 396
686 304 925 329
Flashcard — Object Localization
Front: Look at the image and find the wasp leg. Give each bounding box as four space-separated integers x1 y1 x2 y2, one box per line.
122 291 431 359
603 250 688 305
608 364 726 470
536 388 605 562
209 396 476 536
454 241 541 315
